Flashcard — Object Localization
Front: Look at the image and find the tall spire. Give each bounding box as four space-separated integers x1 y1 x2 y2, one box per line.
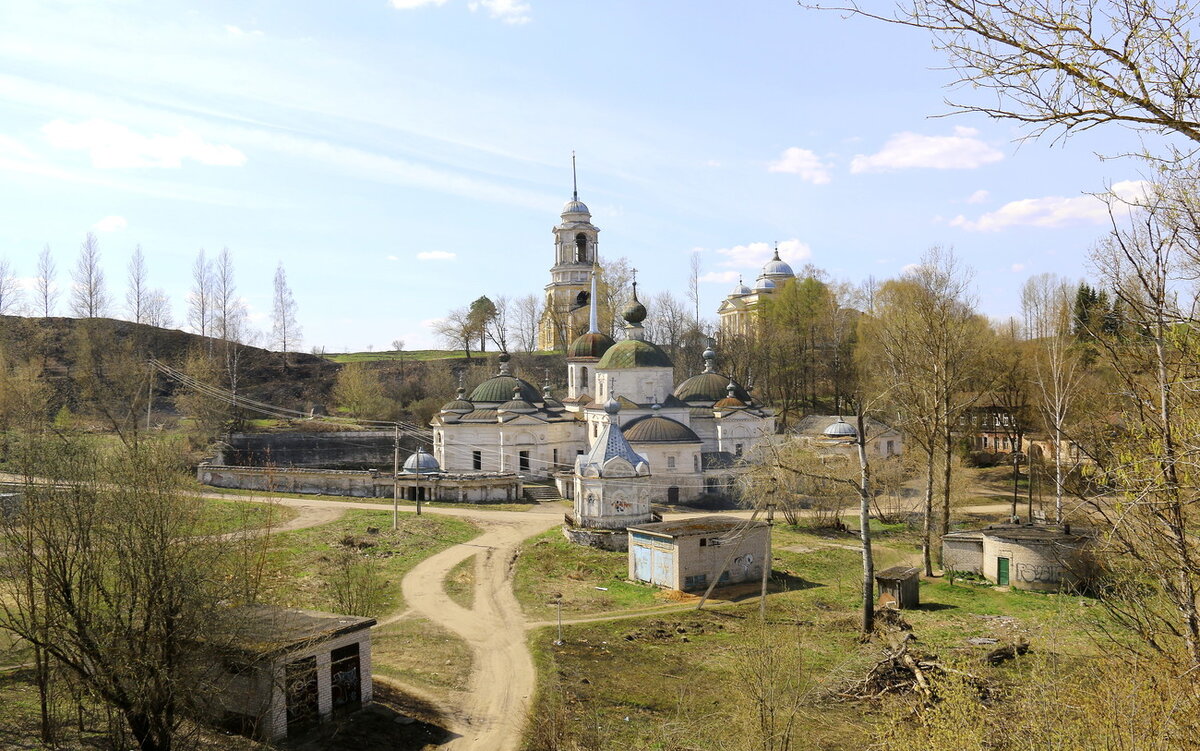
572 151 578 201
588 264 599 333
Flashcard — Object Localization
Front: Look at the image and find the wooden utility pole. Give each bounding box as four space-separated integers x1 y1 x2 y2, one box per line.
392 424 400 530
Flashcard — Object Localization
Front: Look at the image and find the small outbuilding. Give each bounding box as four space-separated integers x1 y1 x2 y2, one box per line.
206 606 376 741
627 516 769 591
942 523 1094 592
875 566 920 609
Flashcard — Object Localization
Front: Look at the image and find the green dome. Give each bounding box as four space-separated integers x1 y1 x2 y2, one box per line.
596 339 673 369
623 414 701 443
469 375 540 403
674 372 751 404
567 331 616 360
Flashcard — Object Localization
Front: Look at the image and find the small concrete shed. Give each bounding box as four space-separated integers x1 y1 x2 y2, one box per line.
942 523 1094 592
206 607 376 741
875 566 920 609
627 516 769 591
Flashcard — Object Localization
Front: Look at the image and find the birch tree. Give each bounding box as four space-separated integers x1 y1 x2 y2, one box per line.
125 245 148 323
187 249 212 338
513 293 542 352
1022 273 1084 523
69 232 108 318
271 262 301 360
35 245 57 317
0 257 23 315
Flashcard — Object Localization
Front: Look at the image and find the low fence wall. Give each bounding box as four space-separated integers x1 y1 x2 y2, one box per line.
197 463 523 503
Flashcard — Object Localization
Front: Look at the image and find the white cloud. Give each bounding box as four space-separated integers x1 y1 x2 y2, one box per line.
699 270 740 284
386 254 399 261
949 180 1149 232
768 147 832 185
713 238 811 270
390 0 450 8
1011 263 1026 272
468 0 532 24
704 159 721 167
966 189 990 204
851 127 1003 173
417 250 456 261
92 215 127 233
42 118 246 168
224 25 264 37
0 134 35 161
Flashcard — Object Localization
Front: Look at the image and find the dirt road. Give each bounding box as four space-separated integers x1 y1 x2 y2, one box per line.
402 513 560 750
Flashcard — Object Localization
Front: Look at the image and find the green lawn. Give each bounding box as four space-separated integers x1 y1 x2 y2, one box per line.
197 497 298 534
520 521 1099 750
324 349 563 363
261 509 479 616
372 616 473 692
513 530 661 620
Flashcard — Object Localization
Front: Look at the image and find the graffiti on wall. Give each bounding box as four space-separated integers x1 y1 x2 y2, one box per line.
1015 562 1062 583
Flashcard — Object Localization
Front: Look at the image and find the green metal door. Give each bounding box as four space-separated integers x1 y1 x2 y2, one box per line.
997 557 1010 586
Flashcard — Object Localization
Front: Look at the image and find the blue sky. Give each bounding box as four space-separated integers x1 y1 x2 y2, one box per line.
0 0 1155 350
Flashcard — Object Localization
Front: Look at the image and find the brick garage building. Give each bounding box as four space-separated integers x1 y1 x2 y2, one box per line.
942 523 1094 592
207 607 376 741
627 516 768 591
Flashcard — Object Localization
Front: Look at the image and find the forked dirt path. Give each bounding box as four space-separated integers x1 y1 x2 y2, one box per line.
402 513 560 750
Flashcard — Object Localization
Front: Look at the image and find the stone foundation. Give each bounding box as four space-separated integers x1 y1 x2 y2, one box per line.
562 525 629 551
197 463 522 503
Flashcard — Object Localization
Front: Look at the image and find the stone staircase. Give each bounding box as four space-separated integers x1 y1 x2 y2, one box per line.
524 484 565 502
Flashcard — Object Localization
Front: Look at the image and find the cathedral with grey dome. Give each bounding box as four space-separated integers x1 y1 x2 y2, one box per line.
430 183 775 545
717 245 798 336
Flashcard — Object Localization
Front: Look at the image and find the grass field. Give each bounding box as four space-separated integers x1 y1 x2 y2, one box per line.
261 509 479 616
523 524 1093 750
324 349 564 363
445 554 476 610
373 616 473 693
197 497 298 534
514 530 661 620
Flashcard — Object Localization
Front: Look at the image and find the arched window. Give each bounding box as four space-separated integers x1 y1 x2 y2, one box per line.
581 367 589 392
575 233 588 262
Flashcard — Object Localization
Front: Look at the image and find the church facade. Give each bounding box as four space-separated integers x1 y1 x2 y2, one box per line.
716 247 797 336
430 188 776 512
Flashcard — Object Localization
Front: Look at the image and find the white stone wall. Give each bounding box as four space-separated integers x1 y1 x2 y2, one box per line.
261 629 374 741
436 420 583 477
573 475 654 530
594 366 675 406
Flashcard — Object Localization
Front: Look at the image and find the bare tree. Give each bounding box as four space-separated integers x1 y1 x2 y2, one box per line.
125 245 148 323
0 257 23 315
186 249 213 338
69 232 108 318
433 306 477 359
483 294 511 353
144 289 173 329
1022 273 1084 523
513 294 542 352
821 1 1200 149
687 250 701 324
35 245 57 317
213 247 238 343
271 262 302 361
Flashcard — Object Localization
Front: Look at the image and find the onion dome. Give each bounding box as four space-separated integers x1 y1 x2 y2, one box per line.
439 386 474 414
469 374 540 403
714 382 747 410
567 330 616 360
730 276 751 296
402 447 441 474
562 199 590 216
754 276 776 292
622 295 647 325
542 384 563 410
623 412 702 444
498 386 538 414
596 338 673 369
823 418 858 438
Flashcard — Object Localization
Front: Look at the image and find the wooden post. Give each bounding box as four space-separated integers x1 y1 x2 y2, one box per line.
760 503 774 618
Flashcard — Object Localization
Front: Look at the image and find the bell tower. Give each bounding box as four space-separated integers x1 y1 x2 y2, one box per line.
538 153 599 351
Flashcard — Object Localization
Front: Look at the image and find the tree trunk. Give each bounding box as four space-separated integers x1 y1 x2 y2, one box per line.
922 447 934 577
856 410 874 635
940 421 953 567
